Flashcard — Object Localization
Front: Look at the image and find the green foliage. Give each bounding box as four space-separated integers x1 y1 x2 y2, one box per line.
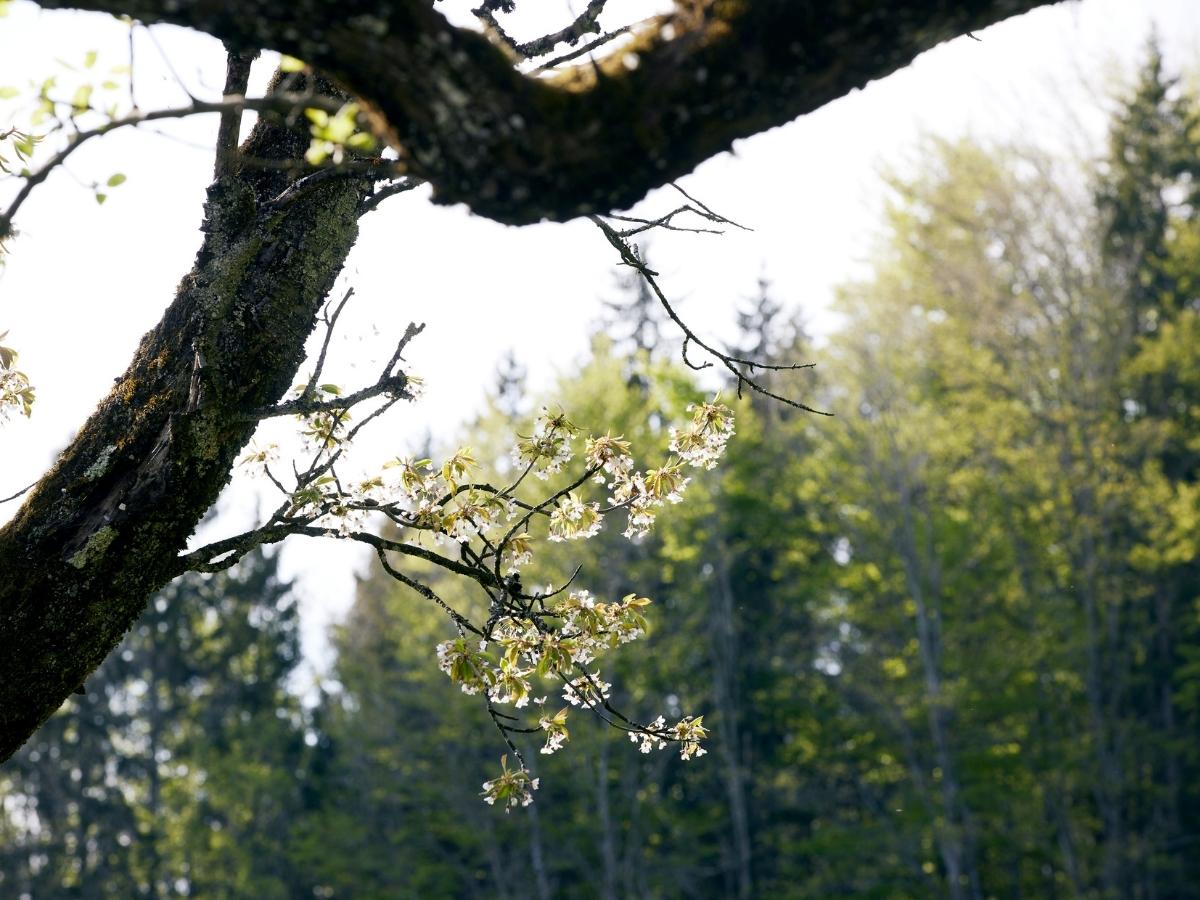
0 550 314 898
281 41 1200 898
304 103 376 165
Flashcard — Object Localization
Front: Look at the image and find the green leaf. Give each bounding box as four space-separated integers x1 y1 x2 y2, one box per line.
84 50 98 69
106 173 126 187
94 192 107 205
0 87 18 100
304 141 329 166
71 83 93 111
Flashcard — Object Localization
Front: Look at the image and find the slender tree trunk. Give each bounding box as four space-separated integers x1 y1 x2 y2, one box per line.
619 746 645 899
894 485 982 900
1153 584 1182 880
709 546 754 899
483 814 513 900
1008 526 1088 898
146 644 165 900
597 733 619 900
526 777 552 900
1073 502 1126 899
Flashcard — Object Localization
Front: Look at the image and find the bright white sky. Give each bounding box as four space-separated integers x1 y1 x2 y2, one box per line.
2 0 1199 673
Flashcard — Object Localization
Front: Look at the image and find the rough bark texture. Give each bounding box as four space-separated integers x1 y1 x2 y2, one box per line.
2 0 1061 759
31 0 1060 223
0 82 373 760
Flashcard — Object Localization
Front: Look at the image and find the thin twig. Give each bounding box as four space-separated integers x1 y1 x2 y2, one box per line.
376 547 484 635
474 0 609 59
378 321 426 384
590 215 830 415
302 288 355 404
145 25 200 103
359 177 424 215
670 182 752 232
250 376 410 419
534 26 632 72
0 93 357 239
0 481 36 505
486 701 528 767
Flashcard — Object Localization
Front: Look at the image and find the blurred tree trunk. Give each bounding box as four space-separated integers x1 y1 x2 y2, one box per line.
709 543 754 899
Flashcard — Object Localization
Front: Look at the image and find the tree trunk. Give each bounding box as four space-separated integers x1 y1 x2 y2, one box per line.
709 545 754 899
891 467 982 900
0 86 373 761
526 773 552 900
597 734 619 900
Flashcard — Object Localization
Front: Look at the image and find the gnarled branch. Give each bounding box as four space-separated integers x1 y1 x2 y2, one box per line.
30 0 1060 224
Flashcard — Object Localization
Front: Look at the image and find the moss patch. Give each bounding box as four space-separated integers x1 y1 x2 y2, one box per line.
67 525 117 570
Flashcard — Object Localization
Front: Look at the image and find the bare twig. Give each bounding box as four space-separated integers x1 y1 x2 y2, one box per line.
145 24 200 103
359 176 424 215
486 701 528 767
669 183 752 232
375 547 484 636
590 214 829 415
126 20 138 112
377 321 426 384
534 26 632 72
254 376 411 420
0 93 370 239
474 0 609 59
0 481 36 505
246 310 421 420
301 288 355 404
607 206 728 238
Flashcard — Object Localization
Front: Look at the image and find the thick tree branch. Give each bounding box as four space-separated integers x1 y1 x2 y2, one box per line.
30 0 1060 224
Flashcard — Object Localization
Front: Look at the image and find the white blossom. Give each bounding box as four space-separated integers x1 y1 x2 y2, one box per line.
538 708 570 755
669 400 735 470
673 715 709 760
481 755 539 811
562 672 612 708
629 716 668 753
547 493 603 541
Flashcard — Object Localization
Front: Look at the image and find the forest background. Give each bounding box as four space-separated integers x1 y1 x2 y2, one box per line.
3 8 1200 900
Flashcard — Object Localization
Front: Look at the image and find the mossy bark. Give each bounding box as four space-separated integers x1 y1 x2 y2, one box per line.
0 98 372 762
